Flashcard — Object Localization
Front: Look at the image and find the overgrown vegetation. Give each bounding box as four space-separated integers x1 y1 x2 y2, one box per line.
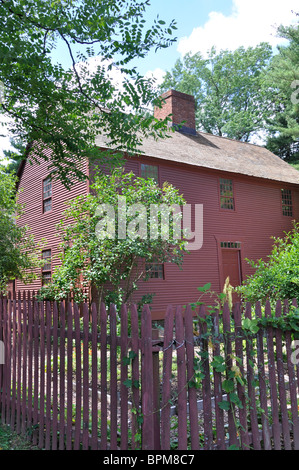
236 222 299 303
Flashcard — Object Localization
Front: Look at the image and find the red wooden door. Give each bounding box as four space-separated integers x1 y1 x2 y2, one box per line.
221 249 242 301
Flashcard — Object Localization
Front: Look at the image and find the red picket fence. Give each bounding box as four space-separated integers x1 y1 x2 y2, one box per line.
1 292 299 450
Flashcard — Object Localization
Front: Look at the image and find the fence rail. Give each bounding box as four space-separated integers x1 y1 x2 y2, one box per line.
1 293 299 450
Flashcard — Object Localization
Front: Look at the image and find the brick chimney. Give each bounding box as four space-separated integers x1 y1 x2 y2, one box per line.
154 89 196 135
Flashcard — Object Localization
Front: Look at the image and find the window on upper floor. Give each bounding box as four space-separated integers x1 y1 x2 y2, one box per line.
145 263 164 279
43 177 52 213
42 249 52 285
141 163 159 184
281 189 293 217
219 178 235 210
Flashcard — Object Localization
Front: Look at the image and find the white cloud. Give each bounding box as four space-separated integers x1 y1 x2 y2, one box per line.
144 68 166 87
177 0 298 56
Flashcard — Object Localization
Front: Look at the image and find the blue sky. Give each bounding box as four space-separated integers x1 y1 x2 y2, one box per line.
1 0 298 157
130 0 235 75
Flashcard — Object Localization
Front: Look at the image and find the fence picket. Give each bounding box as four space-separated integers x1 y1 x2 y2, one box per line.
100 302 108 450
52 302 59 450
175 305 188 450
74 302 82 450
66 302 73 450
16 299 22 434
184 305 199 450
39 302 45 449
233 303 251 450
212 308 226 450
59 302 66 450
27 299 33 433
283 300 299 449
21 298 28 435
254 302 271 450
121 304 129 450
45 301 52 450
245 302 261 450
1 299 8 426
109 303 118 450
32 301 40 446
91 302 98 450
198 304 213 450
131 304 140 450
275 300 291 450
223 302 238 448
141 304 154 450
161 305 174 450
265 300 281 449
82 302 90 450
10 299 17 430
5 299 11 427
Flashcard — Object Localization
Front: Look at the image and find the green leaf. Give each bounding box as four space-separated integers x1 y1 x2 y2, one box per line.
218 400 230 411
222 379 235 393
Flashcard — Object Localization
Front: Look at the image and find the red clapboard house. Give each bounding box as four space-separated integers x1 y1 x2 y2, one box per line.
14 89 299 319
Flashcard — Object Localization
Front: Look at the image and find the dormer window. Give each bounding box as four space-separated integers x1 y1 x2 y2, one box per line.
43 177 52 213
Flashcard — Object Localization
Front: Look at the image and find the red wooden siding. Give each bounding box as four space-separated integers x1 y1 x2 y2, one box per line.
122 156 299 318
16 156 89 292
16 153 299 318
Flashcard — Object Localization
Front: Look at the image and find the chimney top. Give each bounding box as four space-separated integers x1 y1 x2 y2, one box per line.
154 89 196 135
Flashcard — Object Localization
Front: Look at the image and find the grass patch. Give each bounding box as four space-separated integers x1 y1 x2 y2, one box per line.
0 425 40 450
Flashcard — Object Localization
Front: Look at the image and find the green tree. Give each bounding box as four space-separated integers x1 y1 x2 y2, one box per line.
237 222 299 304
38 169 188 308
265 16 299 162
1 137 27 173
0 166 42 292
0 0 177 187
160 43 273 142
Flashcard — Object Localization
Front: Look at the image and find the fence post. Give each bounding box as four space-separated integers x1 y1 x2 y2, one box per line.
152 328 161 450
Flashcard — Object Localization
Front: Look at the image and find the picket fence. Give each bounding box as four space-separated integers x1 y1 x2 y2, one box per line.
1 292 299 450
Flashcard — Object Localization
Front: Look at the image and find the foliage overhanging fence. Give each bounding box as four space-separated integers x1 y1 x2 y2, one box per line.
1 292 299 450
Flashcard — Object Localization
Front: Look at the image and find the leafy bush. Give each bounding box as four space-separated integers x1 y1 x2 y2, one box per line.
237 222 299 303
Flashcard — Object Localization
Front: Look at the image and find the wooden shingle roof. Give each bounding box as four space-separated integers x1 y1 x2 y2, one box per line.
95 129 299 185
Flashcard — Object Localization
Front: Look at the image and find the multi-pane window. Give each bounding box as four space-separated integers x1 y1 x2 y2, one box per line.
145 263 164 279
220 178 234 210
43 177 52 213
141 164 159 184
281 189 293 217
42 249 52 285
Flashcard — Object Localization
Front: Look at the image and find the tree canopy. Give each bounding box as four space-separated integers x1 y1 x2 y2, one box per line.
160 43 273 142
0 0 177 186
264 18 299 163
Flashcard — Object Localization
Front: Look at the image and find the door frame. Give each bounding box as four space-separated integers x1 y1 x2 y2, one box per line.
214 235 246 292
